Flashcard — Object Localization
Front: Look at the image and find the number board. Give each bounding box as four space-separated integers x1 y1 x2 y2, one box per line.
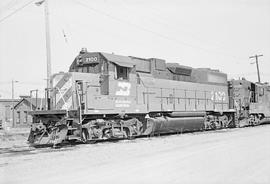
77 55 99 65
85 56 98 63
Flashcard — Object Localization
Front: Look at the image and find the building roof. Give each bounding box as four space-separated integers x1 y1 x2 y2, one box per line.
14 97 46 110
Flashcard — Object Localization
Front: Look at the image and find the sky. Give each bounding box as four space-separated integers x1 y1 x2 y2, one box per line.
0 0 270 99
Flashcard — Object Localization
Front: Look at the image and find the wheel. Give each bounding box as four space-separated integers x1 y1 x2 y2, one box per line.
82 128 89 142
210 121 216 130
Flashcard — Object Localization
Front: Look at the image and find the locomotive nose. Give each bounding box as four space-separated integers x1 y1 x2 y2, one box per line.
50 72 73 110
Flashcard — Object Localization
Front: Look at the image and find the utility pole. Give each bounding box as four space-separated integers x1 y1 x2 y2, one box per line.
30 89 38 111
36 0 52 110
249 54 263 83
44 0 52 90
12 80 18 127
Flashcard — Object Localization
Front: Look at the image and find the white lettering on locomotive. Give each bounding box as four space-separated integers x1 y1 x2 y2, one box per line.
85 56 98 63
115 100 131 107
211 91 226 102
115 82 131 96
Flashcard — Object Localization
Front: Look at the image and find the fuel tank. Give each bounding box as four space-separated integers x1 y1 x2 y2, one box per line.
167 111 206 117
144 116 205 135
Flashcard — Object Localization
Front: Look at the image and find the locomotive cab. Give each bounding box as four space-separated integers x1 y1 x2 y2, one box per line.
48 49 138 113
231 79 270 126
249 83 270 123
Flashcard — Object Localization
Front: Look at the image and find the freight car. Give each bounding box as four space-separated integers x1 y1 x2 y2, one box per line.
28 48 270 146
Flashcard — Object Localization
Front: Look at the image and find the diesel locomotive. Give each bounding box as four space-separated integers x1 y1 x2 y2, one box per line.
28 48 270 146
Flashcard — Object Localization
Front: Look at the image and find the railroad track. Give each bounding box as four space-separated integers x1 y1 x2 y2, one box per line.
1 124 269 156
0 129 228 156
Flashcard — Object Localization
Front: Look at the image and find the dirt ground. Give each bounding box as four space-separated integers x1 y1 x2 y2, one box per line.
0 128 29 150
0 125 270 184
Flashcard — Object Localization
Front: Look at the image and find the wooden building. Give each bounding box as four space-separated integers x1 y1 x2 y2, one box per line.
13 97 46 127
0 99 20 129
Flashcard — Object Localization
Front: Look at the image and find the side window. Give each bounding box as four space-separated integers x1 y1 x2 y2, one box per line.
16 111 20 124
116 66 128 80
24 111 28 123
5 105 11 121
87 63 99 73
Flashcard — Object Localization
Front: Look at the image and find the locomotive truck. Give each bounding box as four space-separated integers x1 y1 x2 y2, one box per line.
28 48 270 146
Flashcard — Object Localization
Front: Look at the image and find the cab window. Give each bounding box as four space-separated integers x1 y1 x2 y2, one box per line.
116 66 128 80
73 64 100 73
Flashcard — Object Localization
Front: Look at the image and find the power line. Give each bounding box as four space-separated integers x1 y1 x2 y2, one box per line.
0 0 35 24
0 0 20 13
119 0 248 63
120 0 225 49
71 0 247 63
72 0 210 49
